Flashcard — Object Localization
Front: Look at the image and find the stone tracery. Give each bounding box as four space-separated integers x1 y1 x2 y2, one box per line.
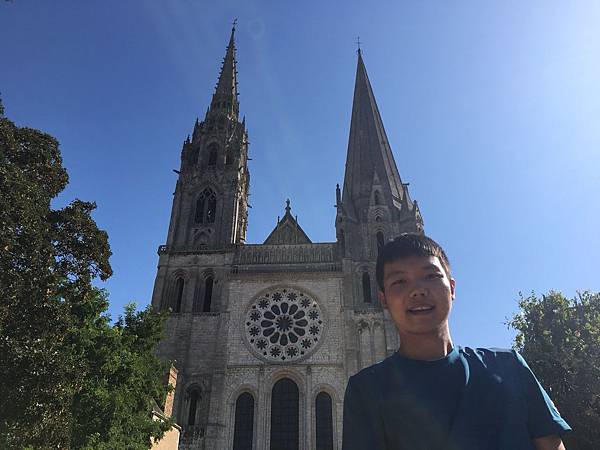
244 287 324 362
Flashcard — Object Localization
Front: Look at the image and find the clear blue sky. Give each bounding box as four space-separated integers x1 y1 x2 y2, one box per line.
2 0 599 347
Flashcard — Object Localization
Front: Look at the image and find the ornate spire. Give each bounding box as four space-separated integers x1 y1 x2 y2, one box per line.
210 22 239 115
341 50 407 220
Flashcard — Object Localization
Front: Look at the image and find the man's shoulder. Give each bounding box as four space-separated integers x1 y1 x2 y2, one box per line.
461 346 517 360
349 353 398 387
460 346 525 376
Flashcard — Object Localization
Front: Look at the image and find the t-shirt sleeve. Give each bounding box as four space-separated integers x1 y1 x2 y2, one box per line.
342 374 386 450
513 351 572 439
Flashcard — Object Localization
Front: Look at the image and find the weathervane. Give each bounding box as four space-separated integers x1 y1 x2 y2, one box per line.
232 18 238 29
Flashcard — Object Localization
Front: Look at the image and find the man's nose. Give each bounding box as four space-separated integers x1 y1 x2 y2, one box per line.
409 283 427 297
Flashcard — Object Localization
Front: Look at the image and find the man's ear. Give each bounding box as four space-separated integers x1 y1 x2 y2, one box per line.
378 290 387 309
450 278 456 300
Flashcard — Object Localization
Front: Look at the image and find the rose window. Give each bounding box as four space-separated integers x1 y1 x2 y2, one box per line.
244 287 324 362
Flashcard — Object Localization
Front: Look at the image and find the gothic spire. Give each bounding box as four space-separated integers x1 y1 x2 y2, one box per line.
341 50 406 219
210 23 239 114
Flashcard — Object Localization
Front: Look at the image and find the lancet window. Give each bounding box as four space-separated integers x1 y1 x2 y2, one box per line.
315 392 334 450
187 388 200 425
270 378 299 450
233 392 254 450
195 188 217 224
203 276 214 312
362 272 372 303
173 277 184 312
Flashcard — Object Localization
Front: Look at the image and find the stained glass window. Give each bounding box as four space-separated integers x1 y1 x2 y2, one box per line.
362 272 371 303
270 378 299 450
315 392 333 450
233 393 254 450
244 288 324 363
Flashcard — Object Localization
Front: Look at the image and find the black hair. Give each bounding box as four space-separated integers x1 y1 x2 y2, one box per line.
375 233 451 290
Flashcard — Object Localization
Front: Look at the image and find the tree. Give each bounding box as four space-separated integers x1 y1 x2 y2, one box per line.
0 99 172 448
508 291 600 450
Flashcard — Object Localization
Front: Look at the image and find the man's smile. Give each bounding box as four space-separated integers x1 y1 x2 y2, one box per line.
407 305 435 315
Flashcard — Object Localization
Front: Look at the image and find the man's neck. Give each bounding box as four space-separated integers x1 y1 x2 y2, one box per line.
397 329 454 361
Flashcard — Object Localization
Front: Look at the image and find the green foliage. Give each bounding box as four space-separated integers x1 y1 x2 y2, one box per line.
0 106 172 448
508 291 600 450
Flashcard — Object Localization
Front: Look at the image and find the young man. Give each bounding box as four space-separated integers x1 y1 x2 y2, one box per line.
342 234 571 450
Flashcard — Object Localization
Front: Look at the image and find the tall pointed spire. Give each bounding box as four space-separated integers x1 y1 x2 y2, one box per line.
341 50 406 219
210 22 239 116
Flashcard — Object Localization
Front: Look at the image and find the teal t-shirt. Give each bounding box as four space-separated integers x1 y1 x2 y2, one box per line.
342 347 571 450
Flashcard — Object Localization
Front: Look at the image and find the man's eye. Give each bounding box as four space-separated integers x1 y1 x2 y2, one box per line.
426 273 443 280
391 279 406 286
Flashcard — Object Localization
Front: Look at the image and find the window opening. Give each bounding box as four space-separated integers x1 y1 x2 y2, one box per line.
362 272 372 303
195 188 217 224
270 378 299 450
233 393 254 450
374 190 381 205
174 278 184 312
315 392 333 450
188 389 200 425
203 277 213 313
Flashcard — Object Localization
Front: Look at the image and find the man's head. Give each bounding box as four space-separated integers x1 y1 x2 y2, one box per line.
375 233 451 291
376 234 455 337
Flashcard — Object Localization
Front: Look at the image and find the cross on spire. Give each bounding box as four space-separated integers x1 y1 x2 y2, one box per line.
355 36 362 55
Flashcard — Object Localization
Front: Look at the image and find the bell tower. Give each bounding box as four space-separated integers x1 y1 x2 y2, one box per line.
165 24 249 251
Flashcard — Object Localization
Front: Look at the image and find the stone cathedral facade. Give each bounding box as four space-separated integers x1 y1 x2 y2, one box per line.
151 26 424 450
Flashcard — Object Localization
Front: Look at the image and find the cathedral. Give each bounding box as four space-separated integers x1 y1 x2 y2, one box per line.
151 25 423 450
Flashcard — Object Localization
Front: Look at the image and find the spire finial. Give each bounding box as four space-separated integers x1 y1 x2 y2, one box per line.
232 18 238 30
355 36 362 55
285 198 291 213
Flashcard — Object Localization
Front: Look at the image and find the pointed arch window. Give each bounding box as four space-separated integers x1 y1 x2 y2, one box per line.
207 143 219 166
225 151 233 165
203 276 214 313
270 378 299 450
315 392 334 450
188 388 200 425
377 232 385 255
374 190 381 205
173 277 185 312
233 393 254 450
195 188 217 224
362 272 372 303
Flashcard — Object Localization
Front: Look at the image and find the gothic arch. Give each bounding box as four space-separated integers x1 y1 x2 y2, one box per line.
183 383 203 426
163 270 189 312
268 376 302 450
369 207 389 223
228 388 256 450
194 187 218 224
193 269 217 313
314 390 335 450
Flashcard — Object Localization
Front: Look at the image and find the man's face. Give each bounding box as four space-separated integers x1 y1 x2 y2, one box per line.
378 255 455 336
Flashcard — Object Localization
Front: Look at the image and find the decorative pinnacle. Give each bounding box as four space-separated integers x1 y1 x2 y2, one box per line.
285 198 291 213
